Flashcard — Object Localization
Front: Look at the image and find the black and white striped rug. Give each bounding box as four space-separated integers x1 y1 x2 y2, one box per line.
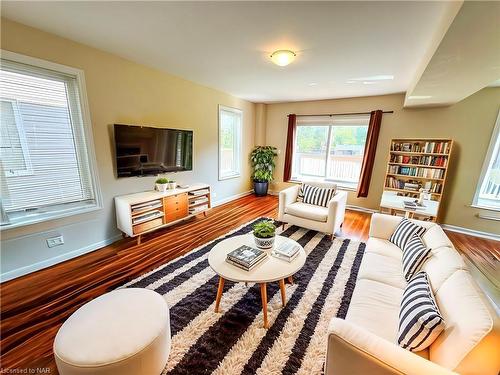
122 218 366 375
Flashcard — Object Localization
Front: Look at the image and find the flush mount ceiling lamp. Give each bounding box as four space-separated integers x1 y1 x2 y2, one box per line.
270 50 296 66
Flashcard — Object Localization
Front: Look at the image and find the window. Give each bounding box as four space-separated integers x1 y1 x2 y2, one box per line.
0 51 101 229
473 110 500 211
1 99 33 177
218 105 242 180
291 115 369 189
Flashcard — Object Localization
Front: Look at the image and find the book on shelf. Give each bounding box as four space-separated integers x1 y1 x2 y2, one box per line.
189 204 209 214
189 189 210 196
385 177 442 194
391 141 450 154
390 154 448 167
132 210 163 224
387 165 444 179
226 245 267 271
272 242 300 262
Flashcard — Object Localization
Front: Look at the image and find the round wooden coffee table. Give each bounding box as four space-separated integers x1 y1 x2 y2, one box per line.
208 234 306 328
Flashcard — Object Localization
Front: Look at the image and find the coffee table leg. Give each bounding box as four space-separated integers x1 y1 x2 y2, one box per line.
279 279 286 307
215 277 225 313
287 276 294 284
260 283 268 328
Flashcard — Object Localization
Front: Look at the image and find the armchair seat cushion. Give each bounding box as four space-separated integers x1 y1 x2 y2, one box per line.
284 202 328 222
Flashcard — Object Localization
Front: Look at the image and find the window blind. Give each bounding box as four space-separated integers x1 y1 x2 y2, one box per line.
0 58 98 217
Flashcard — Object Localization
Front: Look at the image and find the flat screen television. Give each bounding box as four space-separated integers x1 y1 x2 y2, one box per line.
114 124 193 177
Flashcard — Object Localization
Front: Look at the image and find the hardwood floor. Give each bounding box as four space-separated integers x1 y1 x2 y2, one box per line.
0 194 496 373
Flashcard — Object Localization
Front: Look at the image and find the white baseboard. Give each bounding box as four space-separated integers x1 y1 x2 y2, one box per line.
1 234 123 283
440 224 500 241
212 190 253 207
346 205 378 214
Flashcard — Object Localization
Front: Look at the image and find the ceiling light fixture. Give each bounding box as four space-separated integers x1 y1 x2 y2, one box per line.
270 50 296 66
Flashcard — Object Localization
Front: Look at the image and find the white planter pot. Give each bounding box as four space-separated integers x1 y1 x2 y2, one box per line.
168 182 177 189
253 234 275 249
156 183 168 193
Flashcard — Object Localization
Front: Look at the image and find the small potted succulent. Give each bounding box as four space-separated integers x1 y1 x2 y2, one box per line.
155 177 169 193
252 220 276 249
167 179 177 190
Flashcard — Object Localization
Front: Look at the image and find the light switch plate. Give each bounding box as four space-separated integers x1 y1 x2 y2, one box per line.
46 235 64 248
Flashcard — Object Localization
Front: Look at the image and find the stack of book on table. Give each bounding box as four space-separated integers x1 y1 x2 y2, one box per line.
403 200 417 210
226 245 267 271
272 242 300 262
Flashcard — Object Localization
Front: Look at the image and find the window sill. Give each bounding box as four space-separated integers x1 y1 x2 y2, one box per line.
1 202 101 231
219 173 241 181
470 204 500 213
288 178 358 192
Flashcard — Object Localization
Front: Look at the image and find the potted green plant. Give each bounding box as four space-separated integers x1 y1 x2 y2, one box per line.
155 177 169 193
252 220 276 249
250 146 278 196
167 179 177 190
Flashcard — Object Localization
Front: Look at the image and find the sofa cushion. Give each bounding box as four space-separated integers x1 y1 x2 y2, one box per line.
365 237 402 260
430 270 499 374
398 272 445 352
389 218 426 249
421 224 454 250
346 279 403 342
284 202 328 222
402 234 431 281
357 252 407 289
421 246 466 292
300 184 336 207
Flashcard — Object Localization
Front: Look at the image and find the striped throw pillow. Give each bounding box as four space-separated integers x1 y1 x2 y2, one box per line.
402 234 431 281
398 272 445 352
301 184 336 207
389 218 426 250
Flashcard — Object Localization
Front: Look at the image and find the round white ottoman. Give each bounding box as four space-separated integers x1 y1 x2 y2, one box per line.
54 288 170 375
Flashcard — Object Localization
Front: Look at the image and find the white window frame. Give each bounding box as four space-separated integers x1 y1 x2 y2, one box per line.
472 109 500 211
218 105 242 181
1 98 33 177
291 115 370 190
0 50 102 230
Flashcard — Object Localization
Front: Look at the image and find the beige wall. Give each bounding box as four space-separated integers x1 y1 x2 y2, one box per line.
265 89 500 235
0 19 255 278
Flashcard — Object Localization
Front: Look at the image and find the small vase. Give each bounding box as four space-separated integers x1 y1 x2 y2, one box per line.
253 233 275 249
168 182 177 189
156 183 168 193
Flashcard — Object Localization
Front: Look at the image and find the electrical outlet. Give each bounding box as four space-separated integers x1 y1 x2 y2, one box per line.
46 235 64 248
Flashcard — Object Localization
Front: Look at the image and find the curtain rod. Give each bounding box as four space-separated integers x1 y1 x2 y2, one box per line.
289 111 393 117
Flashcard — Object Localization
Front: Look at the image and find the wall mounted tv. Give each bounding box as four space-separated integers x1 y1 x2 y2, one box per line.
114 124 193 177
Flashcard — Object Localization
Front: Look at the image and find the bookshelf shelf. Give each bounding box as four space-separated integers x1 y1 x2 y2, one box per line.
387 162 446 170
386 173 445 182
382 138 453 222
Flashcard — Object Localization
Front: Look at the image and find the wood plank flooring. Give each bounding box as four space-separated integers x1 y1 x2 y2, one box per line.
0 194 497 373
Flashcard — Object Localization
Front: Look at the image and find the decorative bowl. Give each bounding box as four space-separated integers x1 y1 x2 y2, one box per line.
253 233 275 249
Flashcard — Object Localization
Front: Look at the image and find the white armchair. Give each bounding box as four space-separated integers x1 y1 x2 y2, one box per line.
278 182 347 238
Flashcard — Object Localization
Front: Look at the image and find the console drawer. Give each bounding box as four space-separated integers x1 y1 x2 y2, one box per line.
133 217 163 235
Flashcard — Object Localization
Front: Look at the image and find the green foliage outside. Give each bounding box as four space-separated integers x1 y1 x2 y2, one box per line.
253 220 276 238
250 146 278 182
296 126 368 154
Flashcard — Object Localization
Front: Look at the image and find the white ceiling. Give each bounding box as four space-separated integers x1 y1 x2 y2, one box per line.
404 1 500 107
2 1 459 103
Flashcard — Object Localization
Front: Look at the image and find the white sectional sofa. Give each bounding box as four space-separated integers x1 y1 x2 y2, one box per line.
326 213 499 375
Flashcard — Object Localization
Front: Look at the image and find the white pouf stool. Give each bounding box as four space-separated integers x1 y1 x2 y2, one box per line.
54 288 170 375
